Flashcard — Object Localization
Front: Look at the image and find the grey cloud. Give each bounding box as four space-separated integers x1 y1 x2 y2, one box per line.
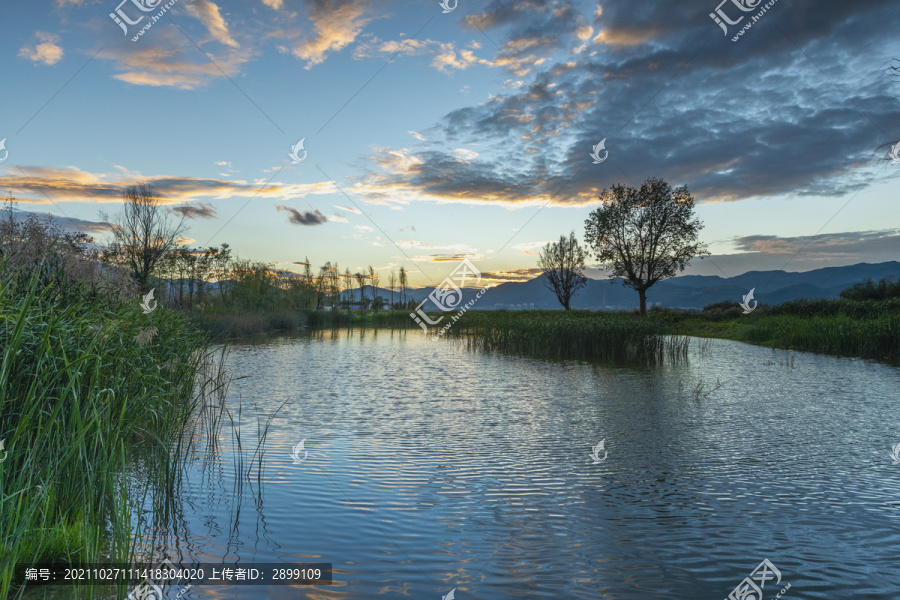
276 205 328 226
375 0 900 207
170 202 218 219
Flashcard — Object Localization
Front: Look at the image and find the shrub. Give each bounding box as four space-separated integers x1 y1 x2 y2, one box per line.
839 277 900 301
701 301 744 321
0 201 136 305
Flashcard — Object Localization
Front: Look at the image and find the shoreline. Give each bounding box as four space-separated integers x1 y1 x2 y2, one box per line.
185 307 900 365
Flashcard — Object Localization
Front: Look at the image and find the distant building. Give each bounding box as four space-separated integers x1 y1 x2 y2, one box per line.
492 302 535 311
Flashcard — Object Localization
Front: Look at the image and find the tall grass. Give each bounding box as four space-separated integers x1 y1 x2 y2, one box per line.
191 308 420 339
0 267 213 599
765 297 900 320
740 314 900 362
444 310 690 364
667 296 900 363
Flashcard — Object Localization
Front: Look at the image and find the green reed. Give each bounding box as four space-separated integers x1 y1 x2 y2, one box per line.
191 308 420 338
740 314 900 362
442 310 689 364
0 268 213 599
765 297 900 320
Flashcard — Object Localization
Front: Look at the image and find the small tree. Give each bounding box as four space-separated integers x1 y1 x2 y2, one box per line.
329 262 341 309
584 178 708 316
301 257 313 287
343 268 354 310
388 270 396 308
102 184 186 292
354 272 368 311
368 266 380 310
538 231 587 310
209 243 232 303
315 263 330 309
398 266 408 308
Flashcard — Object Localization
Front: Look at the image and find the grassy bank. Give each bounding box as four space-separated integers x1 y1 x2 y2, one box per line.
186 296 898 364
443 310 690 364
669 298 900 363
0 273 212 598
435 298 899 364
189 307 691 365
189 308 418 339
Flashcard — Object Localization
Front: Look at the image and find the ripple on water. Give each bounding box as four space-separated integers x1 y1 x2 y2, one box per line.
122 331 900 599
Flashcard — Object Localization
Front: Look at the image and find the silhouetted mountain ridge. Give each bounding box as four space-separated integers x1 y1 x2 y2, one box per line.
405 261 900 311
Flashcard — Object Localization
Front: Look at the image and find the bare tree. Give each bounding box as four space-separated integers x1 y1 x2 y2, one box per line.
315 263 330 309
343 268 354 309
329 262 341 309
368 265 380 310
354 272 368 312
584 178 708 316
388 270 396 308
538 231 588 310
102 184 186 292
398 266 408 308
210 243 232 303
301 257 314 287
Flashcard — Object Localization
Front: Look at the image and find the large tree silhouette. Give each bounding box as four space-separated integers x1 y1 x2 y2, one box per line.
102 184 185 292
584 178 708 316
538 231 587 310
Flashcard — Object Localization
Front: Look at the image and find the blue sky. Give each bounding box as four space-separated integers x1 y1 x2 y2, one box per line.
1 0 899 287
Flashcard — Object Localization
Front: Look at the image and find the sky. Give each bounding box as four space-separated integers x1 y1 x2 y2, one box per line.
1 0 899 288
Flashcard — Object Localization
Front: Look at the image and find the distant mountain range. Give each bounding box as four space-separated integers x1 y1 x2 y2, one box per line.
393 261 900 312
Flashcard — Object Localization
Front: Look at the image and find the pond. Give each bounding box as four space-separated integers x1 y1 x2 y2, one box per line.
35 328 900 599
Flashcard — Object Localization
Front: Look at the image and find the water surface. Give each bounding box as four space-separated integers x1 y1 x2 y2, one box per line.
121 329 900 598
